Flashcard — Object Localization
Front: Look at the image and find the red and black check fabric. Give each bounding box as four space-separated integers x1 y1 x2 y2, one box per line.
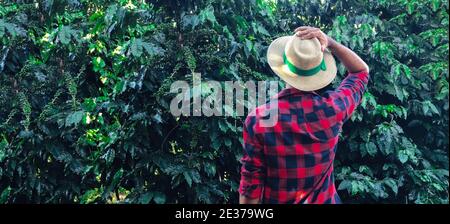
239 71 370 204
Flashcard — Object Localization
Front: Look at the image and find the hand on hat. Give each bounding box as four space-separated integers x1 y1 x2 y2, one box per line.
294 26 332 52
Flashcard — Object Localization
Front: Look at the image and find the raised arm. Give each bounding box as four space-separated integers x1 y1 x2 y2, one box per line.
294 26 370 122
294 26 369 74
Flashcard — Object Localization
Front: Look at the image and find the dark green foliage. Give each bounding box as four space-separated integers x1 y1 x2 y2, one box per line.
0 0 448 204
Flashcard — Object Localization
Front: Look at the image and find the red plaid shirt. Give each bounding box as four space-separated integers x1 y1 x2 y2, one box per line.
239 71 370 204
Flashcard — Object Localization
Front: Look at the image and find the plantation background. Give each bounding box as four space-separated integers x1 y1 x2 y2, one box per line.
0 0 448 204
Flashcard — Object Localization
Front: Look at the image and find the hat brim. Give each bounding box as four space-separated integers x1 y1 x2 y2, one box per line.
267 36 337 92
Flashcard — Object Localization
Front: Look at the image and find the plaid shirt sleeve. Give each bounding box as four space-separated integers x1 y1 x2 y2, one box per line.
327 71 370 123
239 115 265 199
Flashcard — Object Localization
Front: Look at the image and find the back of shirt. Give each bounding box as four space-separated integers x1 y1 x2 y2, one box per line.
239 71 370 204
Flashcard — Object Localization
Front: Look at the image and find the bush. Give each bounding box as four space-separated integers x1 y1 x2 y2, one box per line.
0 0 448 204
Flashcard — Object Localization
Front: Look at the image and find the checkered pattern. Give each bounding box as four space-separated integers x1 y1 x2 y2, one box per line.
239 71 369 204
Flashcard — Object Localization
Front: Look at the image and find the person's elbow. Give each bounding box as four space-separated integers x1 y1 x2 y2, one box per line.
348 62 369 74
361 62 370 74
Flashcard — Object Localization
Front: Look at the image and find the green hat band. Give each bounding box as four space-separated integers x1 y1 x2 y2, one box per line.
283 53 327 76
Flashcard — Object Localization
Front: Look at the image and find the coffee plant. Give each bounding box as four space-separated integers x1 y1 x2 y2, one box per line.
0 0 448 204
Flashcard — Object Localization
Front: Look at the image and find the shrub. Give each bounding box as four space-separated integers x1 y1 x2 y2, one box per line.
0 0 448 204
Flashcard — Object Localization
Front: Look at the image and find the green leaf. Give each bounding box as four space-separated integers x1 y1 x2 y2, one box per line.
102 149 115 166
422 102 430 115
218 120 228 132
80 188 101 204
336 15 347 26
365 142 378 157
152 113 162 124
0 19 26 37
190 169 201 184
199 5 216 24
431 0 440 11
427 101 440 115
114 80 126 95
139 192 153 204
182 14 200 30
130 38 164 57
130 39 143 57
0 138 8 163
183 171 193 187
421 101 440 116
82 98 97 112
142 41 165 56
110 169 124 189
48 145 73 162
384 179 398 195
398 150 408 163
153 191 166 204
244 39 253 56
204 162 216 176
70 159 86 174
257 23 270 36
65 111 84 127
212 138 221 150
406 2 415 14
350 182 360 195
92 57 106 72
58 26 78 45
224 138 232 147
338 180 351 191
0 186 11 203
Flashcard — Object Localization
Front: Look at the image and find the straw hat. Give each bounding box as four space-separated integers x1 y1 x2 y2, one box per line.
267 35 337 91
